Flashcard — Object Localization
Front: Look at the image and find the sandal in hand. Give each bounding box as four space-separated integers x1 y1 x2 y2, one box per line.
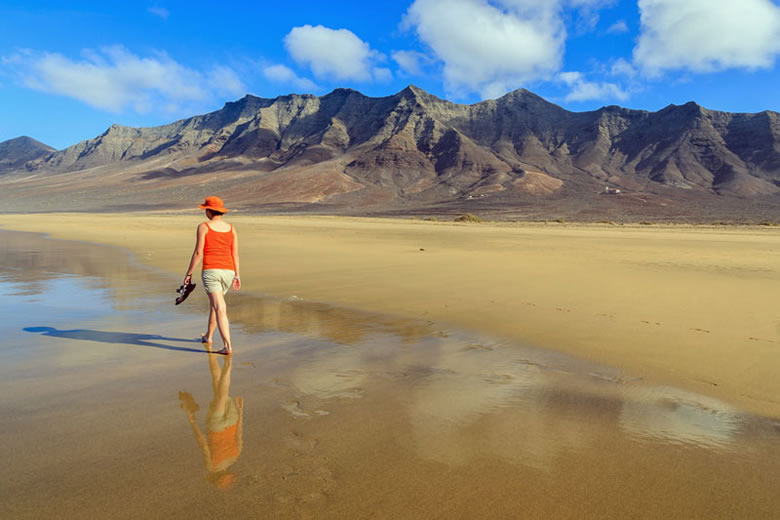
175 282 197 305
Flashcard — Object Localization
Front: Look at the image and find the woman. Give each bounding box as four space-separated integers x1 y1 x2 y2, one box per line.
183 196 241 355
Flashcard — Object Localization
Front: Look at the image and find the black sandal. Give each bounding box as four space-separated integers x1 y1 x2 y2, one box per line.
175 282 197 305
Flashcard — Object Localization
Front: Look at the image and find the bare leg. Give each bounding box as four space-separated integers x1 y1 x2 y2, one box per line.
207 291 232 354
202 305 217 345
207 351 221 394
211 356 232 413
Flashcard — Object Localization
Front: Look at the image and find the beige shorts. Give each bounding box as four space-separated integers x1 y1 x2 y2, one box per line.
207 397 239 433
202 269 235 295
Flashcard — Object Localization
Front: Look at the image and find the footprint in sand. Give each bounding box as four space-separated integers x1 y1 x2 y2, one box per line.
286 432 319 455
282 400 311 418
691 328 711 334
282 400 331 418
331 388 365 399
464 343 494 351
590 372 630 385
517 358 543 368
484 373 516 384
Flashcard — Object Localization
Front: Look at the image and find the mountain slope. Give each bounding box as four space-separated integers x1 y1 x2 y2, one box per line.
3 86 779 217
0 136 56 172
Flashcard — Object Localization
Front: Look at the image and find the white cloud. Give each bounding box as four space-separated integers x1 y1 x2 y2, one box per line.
263 64 318 91
283 25 387 82
392 50 434 76
403 0 564 99
147 7 169 20
208 65 245 95
634 0 780 75
373 67 393 82
402 0 613 99
609 57 637 78
606 20 628 33
2 46 244 113
559 71 628 102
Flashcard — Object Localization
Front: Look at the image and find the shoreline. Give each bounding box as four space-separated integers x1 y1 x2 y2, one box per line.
3 213 779 418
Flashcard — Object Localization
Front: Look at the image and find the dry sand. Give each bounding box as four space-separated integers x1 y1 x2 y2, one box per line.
3 214 779 417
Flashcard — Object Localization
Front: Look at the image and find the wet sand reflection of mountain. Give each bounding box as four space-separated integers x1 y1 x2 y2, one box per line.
0 229 435 347
228 296 435 346
0 230 154 305
275 326 776 474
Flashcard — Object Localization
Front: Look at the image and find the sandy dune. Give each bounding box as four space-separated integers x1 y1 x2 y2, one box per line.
3 214 779 417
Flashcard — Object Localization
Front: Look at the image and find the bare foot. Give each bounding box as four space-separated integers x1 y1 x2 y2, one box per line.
201 334 212 345
214 347 232 355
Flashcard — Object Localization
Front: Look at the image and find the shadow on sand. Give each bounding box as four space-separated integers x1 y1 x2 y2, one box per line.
23 326 207 354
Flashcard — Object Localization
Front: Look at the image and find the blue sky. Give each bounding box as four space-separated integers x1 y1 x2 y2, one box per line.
1 0 779 149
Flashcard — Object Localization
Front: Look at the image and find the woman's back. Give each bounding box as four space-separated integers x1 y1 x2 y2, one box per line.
202 221 235 271
205 219 231 232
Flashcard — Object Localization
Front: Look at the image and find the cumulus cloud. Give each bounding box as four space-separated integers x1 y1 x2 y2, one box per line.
283 25 389 82
373 67 393 82
402 0 613 99
609 57 637 78
147 6 169 20
559 71 628 102
2 46 244 113
634 0 780 75
263 64 318 91
403 0 564 99
606 20 628 33
392 50 434 76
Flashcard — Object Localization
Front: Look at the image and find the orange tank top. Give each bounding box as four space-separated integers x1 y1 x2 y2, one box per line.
208 423 240 468
202 223 235 271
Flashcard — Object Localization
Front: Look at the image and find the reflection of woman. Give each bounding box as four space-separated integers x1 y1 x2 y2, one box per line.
179 354 244 489
183 196 240 355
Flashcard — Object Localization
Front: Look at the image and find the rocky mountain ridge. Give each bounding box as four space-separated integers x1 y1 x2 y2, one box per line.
1 86 778 217
0 136 56 172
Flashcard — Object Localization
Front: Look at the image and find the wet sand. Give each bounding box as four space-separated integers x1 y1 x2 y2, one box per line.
2 229 780 519
2 214 779 418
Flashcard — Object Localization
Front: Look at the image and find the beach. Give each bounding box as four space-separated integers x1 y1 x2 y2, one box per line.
2 223 780 518
2 214 779 417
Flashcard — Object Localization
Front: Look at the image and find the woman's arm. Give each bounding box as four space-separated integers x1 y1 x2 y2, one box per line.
186 412 214 471
184 224 207 284
235 396 244 454
231 226 241 291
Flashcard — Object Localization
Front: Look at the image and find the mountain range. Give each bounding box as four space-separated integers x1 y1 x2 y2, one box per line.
1 86 778 219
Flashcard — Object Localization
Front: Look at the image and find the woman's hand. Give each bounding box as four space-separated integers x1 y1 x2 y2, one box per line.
232 276 241 291
183 274 192 285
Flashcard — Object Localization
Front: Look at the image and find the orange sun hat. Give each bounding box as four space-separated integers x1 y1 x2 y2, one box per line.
198 196 229 213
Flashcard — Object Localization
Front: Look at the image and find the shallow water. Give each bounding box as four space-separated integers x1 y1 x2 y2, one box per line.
1 230 779 519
